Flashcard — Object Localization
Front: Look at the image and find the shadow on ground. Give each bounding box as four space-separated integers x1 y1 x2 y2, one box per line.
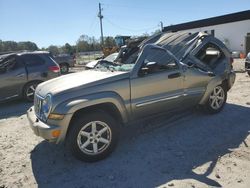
31 103 250 188
0 99 32 119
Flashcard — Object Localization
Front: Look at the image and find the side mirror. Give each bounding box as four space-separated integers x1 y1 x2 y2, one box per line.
181 63 188 72
187 61 195 67
138 61 157 76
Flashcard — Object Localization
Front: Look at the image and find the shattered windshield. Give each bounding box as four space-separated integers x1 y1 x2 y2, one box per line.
104 53 118 62
95 61 135 72
95 50 139 72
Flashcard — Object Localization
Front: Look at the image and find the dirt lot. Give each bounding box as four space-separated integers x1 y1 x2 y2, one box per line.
0 61 250 188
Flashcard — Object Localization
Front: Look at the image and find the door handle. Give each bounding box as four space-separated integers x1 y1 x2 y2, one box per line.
168 72 181 79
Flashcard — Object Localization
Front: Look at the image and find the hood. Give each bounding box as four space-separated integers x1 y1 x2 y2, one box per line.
36 70 128 97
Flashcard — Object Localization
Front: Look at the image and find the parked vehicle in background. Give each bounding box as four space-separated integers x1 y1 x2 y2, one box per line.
85 53 118 69
245 52 250 76
53 54 75 74
0 51 60 102
27 32 235 162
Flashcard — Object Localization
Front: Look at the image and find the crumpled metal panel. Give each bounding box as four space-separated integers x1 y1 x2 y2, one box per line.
156 32 203 60
140 32 205 61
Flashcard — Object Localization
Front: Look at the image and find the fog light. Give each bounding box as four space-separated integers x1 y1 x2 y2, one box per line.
52 130 61 138
48 113 64 120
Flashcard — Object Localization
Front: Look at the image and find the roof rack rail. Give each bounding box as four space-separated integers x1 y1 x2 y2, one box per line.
0 50 30 55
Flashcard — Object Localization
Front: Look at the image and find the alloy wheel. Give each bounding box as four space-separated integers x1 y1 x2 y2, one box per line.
77 121 112 155
26 84 37 101
209 86 225 110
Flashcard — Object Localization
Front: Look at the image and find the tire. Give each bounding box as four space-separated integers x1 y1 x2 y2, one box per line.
204 84 227 114
67 112 120 162
248 71 250 76
60 63 69 74
23 81 40 102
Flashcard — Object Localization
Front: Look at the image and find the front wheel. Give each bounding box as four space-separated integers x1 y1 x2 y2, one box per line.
67 112 120 162
204 85 227 114
23 82 40 102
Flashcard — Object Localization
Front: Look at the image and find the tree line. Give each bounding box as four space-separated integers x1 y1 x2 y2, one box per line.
0 35 117 56
0 40 38 53
0 29 161 55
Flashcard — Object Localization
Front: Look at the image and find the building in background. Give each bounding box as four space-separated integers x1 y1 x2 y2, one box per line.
163 10 250 55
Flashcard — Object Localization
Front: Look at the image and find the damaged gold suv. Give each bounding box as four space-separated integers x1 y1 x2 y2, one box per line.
27 32 235 162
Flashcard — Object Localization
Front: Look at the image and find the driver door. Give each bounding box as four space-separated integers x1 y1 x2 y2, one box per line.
130 47 184 118
0 55 27 101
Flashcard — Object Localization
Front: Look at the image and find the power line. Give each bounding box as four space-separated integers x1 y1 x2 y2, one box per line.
89 15 98 32
89 18 99 36
102 3 170 13
104 17 159 32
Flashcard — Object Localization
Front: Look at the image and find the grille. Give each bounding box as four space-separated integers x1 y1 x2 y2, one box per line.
34 94 43 119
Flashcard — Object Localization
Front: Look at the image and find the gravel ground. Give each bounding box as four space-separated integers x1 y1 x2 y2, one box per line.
0 60 250 188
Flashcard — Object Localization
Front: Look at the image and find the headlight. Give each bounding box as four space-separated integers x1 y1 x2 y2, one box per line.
41 94 52 121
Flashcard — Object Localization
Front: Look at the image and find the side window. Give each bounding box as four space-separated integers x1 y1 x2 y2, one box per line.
0 56 23 73
195 43 225 69
22 54 45 67
42 54 56 65
142 48 178 74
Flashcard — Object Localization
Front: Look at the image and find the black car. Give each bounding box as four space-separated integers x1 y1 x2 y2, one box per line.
53 54 75 74
245 52 250 76
0 51 60 102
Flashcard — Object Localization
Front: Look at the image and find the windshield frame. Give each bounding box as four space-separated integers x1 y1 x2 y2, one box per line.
130 44 180 78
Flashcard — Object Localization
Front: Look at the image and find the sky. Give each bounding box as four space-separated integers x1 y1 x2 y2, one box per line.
0 0 249 48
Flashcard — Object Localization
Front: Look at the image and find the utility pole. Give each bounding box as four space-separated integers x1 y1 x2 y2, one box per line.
98 3 104 47
160 21 164 32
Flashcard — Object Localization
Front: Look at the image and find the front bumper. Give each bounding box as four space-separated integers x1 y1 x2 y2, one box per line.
27 107 60 142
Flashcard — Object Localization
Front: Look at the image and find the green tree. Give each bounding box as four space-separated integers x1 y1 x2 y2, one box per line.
103 36 116 48
0 40 38 52
47 45 60 55
64 43 75 55
17 41 38 51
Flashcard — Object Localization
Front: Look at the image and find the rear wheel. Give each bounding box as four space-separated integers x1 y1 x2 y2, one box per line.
60 63 69 74
67 112 120 162
204 85 227 114
23 81 40 102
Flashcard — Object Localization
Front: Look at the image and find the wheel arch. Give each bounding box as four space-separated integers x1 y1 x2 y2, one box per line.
60 62 69 67
199 77 223 105
53 91 129 141
22 80 43 95
65 102 124 142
